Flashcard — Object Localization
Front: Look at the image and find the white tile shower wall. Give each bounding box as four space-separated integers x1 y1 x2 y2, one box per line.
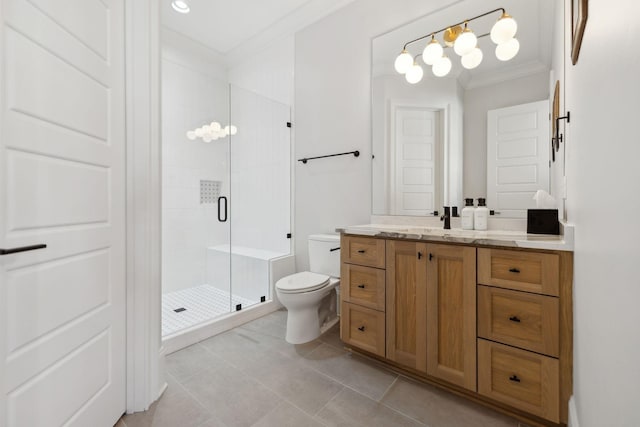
229 86 292 256
162 38 230 294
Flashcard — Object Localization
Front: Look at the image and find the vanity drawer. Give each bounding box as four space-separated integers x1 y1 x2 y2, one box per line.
340 302 385 357
342 235 386 268
478 286 559 357
342 263 385 311
478 339 559 423
478 248 559 296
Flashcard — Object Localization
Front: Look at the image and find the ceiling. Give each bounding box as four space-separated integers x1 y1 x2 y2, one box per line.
161 0 356 59
372 0 555 88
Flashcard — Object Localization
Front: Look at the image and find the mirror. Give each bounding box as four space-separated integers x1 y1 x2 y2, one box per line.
372 0 557 218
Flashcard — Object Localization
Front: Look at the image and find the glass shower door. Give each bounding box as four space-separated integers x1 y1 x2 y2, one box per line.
228 85 292 311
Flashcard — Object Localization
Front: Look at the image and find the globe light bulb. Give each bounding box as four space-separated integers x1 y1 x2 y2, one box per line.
422 37 443 65
210 121 221 132
454 28 477 56
405 63 424 84
202 135 212 143
461 47 483 69
394 49 413 74
171 0 190 14
491 13 518 44
432 56 452 77
229 125 238 136
194 127 204 137
495 38 520 61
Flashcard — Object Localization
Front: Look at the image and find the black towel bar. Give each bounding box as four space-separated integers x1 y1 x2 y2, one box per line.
298 150 359 164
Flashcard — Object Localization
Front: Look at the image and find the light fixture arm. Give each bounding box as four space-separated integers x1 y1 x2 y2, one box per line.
402 7 505 50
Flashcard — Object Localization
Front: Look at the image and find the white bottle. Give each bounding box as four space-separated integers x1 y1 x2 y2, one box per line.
474 198 489 231
461 198 475 230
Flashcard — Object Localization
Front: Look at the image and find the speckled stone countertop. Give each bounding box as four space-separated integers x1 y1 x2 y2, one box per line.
336 224 574 252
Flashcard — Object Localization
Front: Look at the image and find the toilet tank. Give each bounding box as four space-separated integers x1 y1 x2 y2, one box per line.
308 234 340 277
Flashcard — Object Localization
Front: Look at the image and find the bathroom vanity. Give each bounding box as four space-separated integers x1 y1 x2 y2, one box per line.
338 226 573 426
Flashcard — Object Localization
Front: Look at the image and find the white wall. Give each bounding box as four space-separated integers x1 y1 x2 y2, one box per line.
161 34 230 294
228 36 295 107
294 0 467 271
564 0 640 425
463 71 549 200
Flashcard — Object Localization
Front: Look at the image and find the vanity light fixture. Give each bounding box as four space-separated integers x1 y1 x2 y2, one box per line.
171 0 190 14
394 8 518 83
186 121 238 143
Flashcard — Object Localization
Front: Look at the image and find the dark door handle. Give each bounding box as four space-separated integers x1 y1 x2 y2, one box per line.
509 268 520 273
509 375 521 383
217 196 227 222
417 252 422 260
429 253 434 261
509 316 521 323
330 247 340 252
357 249 366 253
357 284 366 289
0 244 47 255
357 326 365 332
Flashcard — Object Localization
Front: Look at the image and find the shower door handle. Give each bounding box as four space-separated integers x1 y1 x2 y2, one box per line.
218 196 228 222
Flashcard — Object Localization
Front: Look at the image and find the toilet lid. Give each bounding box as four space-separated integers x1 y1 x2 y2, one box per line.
276 271 330 293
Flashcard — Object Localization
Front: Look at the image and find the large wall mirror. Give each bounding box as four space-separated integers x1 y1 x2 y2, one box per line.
372 0 557 218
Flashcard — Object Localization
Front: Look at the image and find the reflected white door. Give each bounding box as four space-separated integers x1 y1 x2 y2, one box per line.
487 100 549 218
0 0 126 426
392 107 440 215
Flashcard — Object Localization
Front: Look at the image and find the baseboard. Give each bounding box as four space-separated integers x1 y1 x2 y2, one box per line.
568 396 579 427
162 300 282 354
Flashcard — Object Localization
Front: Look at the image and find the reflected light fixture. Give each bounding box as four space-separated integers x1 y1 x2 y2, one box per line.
186 121 238 143
171 0 190 14
394 8 518 83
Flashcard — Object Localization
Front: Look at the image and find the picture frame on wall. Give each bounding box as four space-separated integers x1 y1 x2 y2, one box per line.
572 0 588 65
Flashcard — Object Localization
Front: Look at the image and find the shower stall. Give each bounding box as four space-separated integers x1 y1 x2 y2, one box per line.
160 52 293 348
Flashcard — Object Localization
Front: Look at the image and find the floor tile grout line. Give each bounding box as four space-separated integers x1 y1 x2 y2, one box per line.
248 399 288 427
378 376 399 402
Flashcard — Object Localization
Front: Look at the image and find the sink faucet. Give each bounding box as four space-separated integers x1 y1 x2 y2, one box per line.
441 206 451 230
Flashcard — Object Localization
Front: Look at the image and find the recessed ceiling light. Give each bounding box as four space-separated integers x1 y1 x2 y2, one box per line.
171 0 190 14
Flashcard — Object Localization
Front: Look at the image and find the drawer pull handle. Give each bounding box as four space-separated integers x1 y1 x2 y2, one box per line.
357 249 366 254
357 326 366 332
357 284 366 289
418 252 422 260
509 316 521 323
509 375 521 383
429 253 434 261
509 268 520 273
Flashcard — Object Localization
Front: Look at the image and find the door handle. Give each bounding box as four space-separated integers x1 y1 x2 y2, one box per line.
509 268 520 273
217 196 228 222
357 284 366 289
0 244 47 255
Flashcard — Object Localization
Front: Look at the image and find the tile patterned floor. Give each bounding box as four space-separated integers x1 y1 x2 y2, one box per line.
162 285 257 337
121 310 530 427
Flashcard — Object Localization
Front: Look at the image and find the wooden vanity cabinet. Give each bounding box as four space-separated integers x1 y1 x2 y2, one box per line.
425 244 476 391
340 234 573 425
385 240 427 371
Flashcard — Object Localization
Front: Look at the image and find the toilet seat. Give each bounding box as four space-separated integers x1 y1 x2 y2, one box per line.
276 271 330 294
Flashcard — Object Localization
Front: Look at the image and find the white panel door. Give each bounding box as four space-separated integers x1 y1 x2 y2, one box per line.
487 100 549 218
0 0 126 426
392 107 440 215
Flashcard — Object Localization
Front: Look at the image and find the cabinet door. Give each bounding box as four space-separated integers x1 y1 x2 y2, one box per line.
385 240 427 371
426 244 477 390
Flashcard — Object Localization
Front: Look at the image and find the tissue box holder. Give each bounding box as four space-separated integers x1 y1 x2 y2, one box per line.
527 209 560 235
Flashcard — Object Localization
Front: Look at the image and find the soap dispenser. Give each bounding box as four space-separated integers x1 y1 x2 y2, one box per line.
461 198 475 230
474 198 489 231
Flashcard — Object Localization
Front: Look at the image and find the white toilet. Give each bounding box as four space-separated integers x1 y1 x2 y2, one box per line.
276 234 340 344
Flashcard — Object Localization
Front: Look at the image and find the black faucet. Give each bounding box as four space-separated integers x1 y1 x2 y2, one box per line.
441 206 451 230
